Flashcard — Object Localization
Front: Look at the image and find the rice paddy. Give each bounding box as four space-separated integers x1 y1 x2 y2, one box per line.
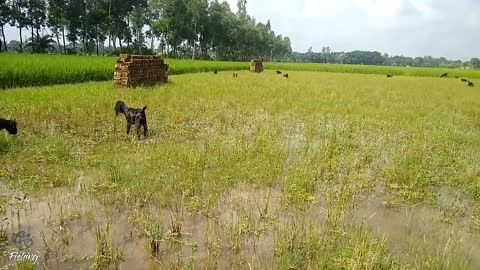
2 53 479 89
0 54 248 88
1 68 480 269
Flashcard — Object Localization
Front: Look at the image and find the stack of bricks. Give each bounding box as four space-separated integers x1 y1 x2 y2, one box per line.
250 59 263 73
114 54 169 88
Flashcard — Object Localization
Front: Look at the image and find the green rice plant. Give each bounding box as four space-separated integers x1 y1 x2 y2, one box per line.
91 224 125 270
127 211 164 256
0 219 8 251
2 53 479 89
265 62 480 79
0 53 249 88
13 261 36 270
274 222 394 269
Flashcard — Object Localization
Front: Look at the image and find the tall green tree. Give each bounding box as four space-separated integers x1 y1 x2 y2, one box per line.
186 0 207 59
5 0 292 58
160 0 191 57
130 1 148 54
88 0 109 55
144 0 160 51
9 0 29 52
471 58 480 69
106 0 130 50
27 0 47 53
0 0 10 51
64 0 83 52
236 0 246 19
47 0 67 53
25 33 54 52
206 0 233 59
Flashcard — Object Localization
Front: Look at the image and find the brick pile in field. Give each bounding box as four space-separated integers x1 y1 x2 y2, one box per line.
114 54 169 88
250 59 263 73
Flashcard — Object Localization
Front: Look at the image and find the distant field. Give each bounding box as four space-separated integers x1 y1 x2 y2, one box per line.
1 53 479 88
1 71 480 269
0 53 248 88
266 62 480 79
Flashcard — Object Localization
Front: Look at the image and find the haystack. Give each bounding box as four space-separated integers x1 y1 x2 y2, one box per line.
250 59 263 73
114 54 169 88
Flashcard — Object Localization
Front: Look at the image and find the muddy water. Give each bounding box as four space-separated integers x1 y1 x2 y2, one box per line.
0 189 154 270
352 183 480 268
0 183 479 269
0 185 281 270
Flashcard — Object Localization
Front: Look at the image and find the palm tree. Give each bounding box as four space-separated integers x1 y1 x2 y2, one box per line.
25 34 56 53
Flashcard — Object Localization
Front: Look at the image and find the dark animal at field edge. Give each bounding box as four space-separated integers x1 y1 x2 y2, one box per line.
276 70 282 74
461 78 468 82
386 74 393 78
114 101 148 140
468 81 475 87
440 72 448 78
283 74 288 78
232 73 238 78
0 118 17 135
213 69 218 74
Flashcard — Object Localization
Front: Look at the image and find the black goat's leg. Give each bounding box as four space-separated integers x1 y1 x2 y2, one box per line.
143 121 148 137
127 122 132 135
135 120 142 140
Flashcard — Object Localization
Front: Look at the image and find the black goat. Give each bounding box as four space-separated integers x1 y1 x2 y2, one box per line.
276 70 282 74
440 72 448 78
114 101 148 140
232 73 238 78
468 81 475 87
386 74 394 78
213 69 218 74
283 74 289 78
461 78 468 82
0 118 17 135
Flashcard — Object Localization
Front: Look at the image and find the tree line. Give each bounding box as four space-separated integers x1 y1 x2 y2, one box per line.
0 0 292 60
0 0 478 68
292 47 480 69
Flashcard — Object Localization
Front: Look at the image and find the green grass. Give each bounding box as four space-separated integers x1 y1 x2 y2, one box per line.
0 53 249 88
266 62 480 79
1 71 480 268
2 53 479 88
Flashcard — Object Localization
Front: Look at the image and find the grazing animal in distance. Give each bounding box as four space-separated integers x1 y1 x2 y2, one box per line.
386 74 393 78
213 69 218 74
461 78 468 82
276 70 282 74
114 101 148 140
455 76 459 79
440 72 448 78
283 74 289 78
0 118 17 135
468 81 475 87
232 73 238 78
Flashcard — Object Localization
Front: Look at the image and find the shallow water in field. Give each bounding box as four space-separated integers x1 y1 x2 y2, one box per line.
1 181 479 269
352 184 480 268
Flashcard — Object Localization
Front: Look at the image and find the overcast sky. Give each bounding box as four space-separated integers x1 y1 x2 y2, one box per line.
223 0 480 61
3 0 479 60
